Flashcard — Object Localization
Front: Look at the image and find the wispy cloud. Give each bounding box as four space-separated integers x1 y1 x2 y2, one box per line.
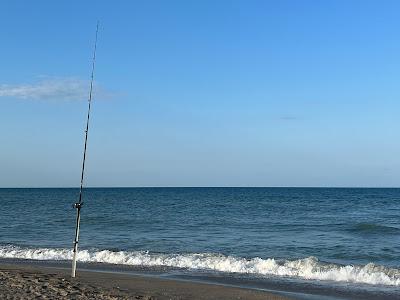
0 77 110 101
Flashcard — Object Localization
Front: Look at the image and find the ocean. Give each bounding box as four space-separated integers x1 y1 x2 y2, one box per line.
0 187 399 299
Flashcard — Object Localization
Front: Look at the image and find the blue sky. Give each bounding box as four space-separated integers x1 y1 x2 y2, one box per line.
1 0 400 187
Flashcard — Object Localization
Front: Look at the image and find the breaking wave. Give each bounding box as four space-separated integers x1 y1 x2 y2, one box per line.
0 245 399 286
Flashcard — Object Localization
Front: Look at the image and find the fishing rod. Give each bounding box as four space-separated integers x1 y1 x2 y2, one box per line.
71 22 99 278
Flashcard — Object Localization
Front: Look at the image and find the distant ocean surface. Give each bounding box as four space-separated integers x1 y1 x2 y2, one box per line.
1 188 399 298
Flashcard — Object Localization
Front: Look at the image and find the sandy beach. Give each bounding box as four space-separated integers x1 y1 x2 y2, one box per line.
0 263 292 300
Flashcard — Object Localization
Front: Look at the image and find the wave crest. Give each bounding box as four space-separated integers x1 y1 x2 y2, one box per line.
0 245 399 286
348 223 400 234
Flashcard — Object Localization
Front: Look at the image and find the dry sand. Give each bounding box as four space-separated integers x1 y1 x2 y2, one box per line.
0 263 293 300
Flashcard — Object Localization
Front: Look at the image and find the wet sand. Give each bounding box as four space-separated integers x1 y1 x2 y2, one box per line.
0 263 293 300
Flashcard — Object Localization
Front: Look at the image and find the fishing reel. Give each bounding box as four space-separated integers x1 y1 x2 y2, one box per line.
72 202 83 209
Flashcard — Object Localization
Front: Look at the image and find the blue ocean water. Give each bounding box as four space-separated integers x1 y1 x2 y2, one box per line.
0 188 399 297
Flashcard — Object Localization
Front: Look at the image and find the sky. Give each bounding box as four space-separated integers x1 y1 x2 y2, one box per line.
1 0 400 187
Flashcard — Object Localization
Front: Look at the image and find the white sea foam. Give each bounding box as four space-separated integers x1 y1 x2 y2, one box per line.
0 245 399 286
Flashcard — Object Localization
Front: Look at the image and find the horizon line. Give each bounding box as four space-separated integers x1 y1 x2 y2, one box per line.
0 186 399 189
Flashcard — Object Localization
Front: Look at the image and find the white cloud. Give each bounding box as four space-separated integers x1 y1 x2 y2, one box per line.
0 77 108 101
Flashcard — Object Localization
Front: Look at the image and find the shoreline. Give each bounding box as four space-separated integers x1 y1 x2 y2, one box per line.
0 262 294 300
1 259 398 300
